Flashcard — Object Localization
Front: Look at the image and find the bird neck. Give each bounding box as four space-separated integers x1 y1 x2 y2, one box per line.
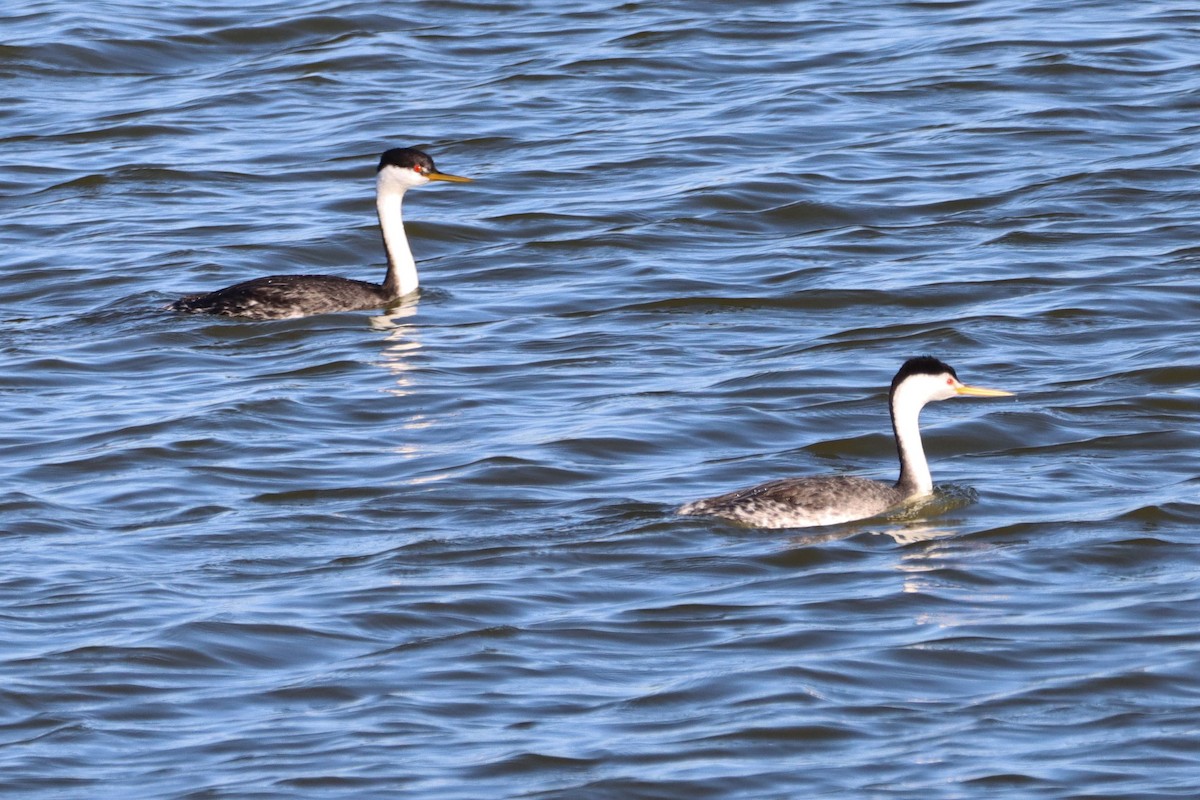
890 385 933 497
377 184 417 299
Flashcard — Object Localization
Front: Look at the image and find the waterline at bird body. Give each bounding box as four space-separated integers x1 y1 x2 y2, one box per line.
679 357 1013 529
171 148 470 320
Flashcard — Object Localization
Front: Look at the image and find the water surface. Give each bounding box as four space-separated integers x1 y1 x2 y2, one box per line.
2 1 1200 797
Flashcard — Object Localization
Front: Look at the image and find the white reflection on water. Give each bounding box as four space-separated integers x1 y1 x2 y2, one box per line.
371 298 422 399
778 484 979 547
370 299 443 473
370 300 455 485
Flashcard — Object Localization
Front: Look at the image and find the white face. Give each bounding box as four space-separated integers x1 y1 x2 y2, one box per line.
895 370 963 410
897 369 1014 407
928 370 964 402
377 163 431 194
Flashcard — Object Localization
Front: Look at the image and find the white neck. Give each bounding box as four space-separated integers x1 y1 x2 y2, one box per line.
376 176 417 299
890 382 933 497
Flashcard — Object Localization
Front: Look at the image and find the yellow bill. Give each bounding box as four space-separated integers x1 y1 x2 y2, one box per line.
955 383 1014 398
427 170 472 183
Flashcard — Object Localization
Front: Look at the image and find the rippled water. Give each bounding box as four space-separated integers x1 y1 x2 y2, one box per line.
3 0 1200 796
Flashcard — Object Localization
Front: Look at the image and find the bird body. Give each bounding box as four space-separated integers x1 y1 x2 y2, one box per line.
172 148 470 320
681 475 905 529
679 357 1012 529
171 274 388 319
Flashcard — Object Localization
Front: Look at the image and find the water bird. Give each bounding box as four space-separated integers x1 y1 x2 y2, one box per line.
678 356 1013 529
172 148 471 320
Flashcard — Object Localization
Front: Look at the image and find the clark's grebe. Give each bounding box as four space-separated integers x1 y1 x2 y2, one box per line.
172 147 471 320
678 356 1013 529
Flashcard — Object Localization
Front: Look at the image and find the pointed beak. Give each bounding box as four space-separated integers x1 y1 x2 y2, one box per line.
426 170 472 183
955 383 1014 398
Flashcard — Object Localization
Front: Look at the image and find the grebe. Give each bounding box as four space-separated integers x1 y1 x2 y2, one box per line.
678 357 1013 529
172 147 471 320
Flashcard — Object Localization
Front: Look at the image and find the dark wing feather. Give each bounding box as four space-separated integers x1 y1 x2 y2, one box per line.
173 275 387 320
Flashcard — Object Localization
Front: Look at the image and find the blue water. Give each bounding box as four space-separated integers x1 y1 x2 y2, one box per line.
3 1 1200 797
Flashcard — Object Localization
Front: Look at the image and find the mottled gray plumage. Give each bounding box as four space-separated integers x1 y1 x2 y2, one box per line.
678 475 904 529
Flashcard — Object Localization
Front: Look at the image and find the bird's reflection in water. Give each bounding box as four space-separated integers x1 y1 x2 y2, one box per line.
885 483 978 546
370 299 422 399
769 485 996 629
368 301 452 486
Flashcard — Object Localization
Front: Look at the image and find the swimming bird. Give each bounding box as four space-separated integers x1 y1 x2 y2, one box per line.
678 356 1013 529
172 147 471 320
